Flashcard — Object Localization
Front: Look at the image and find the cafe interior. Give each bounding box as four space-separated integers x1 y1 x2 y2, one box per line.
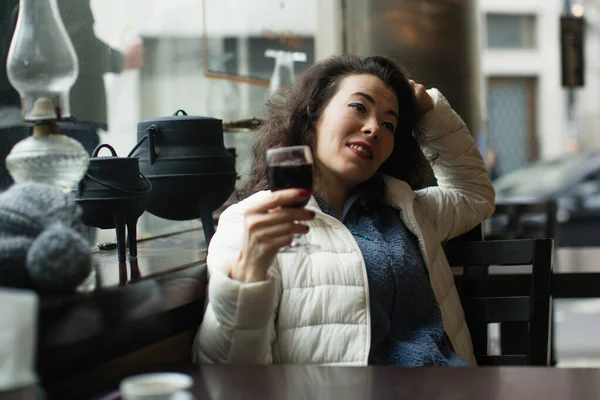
1 0 600 399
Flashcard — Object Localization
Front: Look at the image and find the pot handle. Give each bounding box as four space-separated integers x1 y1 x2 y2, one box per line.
173 109 188 116
92 143 118 158
127 125 158 165
147 125 157 165
84 171 153 196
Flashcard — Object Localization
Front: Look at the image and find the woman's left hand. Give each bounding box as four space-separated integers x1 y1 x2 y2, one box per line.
409 80 434 116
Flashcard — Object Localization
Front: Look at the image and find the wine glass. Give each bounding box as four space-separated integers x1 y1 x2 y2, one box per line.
266 145 319 252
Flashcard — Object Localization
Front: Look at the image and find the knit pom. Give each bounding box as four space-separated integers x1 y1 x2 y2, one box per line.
0 182 82 237
0 236 33 288
26 223 92 293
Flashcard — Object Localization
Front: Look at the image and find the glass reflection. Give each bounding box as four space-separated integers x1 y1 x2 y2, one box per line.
1 0 320 241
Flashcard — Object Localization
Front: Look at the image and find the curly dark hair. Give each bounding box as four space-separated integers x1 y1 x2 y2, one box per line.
238 54 432 205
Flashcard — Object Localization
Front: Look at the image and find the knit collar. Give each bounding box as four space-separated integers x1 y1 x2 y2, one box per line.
304 175 415 222
314 186 365 222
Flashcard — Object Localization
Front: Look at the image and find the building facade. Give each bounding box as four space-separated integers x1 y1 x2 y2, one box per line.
480 0 600 175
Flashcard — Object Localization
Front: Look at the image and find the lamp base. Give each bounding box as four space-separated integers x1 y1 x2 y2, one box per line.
5 122 90 192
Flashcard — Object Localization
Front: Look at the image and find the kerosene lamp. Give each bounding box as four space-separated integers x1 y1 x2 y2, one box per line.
5 0 89 191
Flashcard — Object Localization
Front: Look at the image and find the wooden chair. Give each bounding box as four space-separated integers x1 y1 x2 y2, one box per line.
444 238 554 366
485 198 558 364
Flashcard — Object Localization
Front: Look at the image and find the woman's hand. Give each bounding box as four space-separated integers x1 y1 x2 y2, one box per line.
409 80 434 116
229 189 315 283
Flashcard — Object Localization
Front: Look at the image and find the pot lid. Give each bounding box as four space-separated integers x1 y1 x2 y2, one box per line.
138 109 222 124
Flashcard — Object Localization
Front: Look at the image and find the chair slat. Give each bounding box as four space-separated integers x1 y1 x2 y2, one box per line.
443 240 535 266
529 238 553 366
463 296 530 323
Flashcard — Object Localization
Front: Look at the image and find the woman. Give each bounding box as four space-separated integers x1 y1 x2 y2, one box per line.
195 54 495 366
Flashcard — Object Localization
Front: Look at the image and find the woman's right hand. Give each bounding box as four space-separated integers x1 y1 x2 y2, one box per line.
228 188 315 283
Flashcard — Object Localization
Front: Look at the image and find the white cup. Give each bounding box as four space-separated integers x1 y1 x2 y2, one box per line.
120 373 194 400
0 288 38 392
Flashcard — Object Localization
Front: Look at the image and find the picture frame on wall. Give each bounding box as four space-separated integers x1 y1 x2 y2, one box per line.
201 0 316 91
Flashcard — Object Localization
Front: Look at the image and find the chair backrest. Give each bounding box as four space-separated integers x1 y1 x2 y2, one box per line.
443 238 554 366
486 198 558 241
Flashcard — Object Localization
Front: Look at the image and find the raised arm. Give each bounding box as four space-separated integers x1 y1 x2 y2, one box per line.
415 88 495 241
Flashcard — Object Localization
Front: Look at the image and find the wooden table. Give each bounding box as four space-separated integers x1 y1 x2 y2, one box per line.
36 228 209 398
13 225 600 399
8 365 600 399
85 365 600 400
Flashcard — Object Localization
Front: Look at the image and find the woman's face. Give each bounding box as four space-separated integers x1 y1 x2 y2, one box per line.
315 74 399 191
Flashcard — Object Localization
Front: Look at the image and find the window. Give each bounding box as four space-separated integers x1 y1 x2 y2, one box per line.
0 0 320 240
486 13 537 49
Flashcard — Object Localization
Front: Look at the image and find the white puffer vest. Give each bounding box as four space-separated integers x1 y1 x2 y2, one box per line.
195 89 495 366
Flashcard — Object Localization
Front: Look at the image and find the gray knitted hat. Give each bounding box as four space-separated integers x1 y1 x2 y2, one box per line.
0 181 82 237
27 223 91 292
0 182 91 293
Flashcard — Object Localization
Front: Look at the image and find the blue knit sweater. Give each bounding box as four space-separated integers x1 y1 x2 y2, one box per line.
316 194 466 367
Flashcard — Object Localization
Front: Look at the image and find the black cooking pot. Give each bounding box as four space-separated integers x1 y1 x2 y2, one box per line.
128 110 237 243
75 144 151 262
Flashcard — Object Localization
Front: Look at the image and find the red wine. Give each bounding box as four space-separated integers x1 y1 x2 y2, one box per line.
268 164 313 208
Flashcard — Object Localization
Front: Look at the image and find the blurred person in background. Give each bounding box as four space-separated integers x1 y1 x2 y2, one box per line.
486 148 501 180
57 0 144 129
0 0 144 129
